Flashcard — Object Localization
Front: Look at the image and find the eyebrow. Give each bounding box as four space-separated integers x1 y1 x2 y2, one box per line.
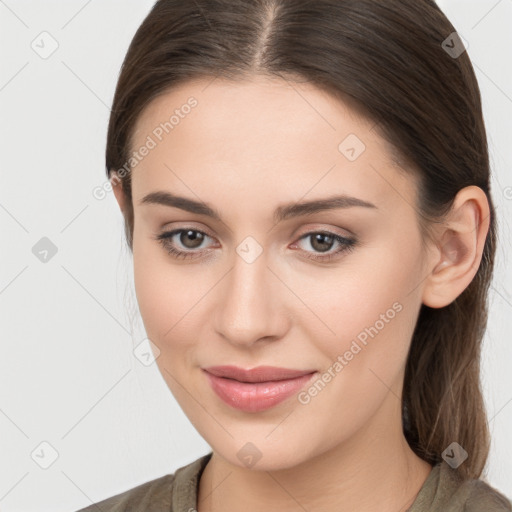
140 191 377 223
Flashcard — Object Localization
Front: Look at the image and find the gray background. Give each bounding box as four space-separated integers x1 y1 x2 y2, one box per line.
0 1 510 510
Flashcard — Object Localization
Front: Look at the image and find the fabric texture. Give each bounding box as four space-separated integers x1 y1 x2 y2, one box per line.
75 452 512 512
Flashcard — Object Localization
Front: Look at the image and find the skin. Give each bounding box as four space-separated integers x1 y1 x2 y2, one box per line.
112 75 490 512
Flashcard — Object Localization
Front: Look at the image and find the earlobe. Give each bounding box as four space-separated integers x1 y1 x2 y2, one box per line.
422 186 490 309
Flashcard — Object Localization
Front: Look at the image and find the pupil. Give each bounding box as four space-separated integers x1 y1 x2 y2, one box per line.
181 230 204 249
311 233 333 253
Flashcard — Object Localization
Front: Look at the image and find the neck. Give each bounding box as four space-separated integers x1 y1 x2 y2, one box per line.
197 404 433 512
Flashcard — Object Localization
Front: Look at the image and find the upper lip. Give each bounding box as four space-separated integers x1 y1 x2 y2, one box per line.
203 365 316 383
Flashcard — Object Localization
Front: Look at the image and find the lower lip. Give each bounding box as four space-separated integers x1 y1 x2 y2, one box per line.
203 370 316 412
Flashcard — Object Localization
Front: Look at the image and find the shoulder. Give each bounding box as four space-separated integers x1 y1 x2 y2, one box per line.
74 472 175 512
459 476 512 512
439 462 512 512
411 462 511 512
73 452 213 512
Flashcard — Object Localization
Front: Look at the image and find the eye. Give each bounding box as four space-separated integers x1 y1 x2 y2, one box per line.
154 228 217 260
291 231 356 262
153 228 357 263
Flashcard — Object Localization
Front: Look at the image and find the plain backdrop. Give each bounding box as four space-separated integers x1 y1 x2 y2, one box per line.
0 1 511 510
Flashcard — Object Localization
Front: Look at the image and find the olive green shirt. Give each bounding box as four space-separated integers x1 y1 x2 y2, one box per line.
76 452 512 511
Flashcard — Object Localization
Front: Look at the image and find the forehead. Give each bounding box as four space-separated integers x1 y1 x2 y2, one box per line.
133 76 373 154
129 76 416 213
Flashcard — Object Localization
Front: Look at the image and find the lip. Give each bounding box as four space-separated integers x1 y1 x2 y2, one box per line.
203 365 317 383
202 366 317 412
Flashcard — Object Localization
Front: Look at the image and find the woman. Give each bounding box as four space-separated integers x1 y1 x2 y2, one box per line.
77 0 511 510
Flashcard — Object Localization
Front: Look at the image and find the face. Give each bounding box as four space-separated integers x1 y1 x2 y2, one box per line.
126 76 431 471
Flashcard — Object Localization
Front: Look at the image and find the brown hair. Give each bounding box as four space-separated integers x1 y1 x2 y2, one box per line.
106 0 495 480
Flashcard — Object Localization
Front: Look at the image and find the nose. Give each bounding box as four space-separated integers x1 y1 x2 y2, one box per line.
213 247 290 349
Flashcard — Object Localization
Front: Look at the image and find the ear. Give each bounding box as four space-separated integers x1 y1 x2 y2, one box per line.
422 186 491 308
110 170 127 214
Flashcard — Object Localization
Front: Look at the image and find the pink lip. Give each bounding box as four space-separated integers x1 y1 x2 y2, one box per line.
202 365 317 412
203 365 316 382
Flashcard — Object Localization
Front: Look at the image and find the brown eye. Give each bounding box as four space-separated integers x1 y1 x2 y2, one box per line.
309 233 336 253
179 229 205 249
154 228 214 260
293 231 357 262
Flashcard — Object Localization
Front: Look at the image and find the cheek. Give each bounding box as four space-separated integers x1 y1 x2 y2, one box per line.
132 230 217 366
299 237 423 378
132 231 186 342
289 245 422 442
132 248 200 402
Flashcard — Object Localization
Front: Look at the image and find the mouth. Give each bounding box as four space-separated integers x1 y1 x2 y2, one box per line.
202 365 317 383
202 366 317 412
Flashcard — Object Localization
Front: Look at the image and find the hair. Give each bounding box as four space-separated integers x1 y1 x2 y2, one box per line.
105 0 496 480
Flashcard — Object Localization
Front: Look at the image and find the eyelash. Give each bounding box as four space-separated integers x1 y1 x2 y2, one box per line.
154 228 357 263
